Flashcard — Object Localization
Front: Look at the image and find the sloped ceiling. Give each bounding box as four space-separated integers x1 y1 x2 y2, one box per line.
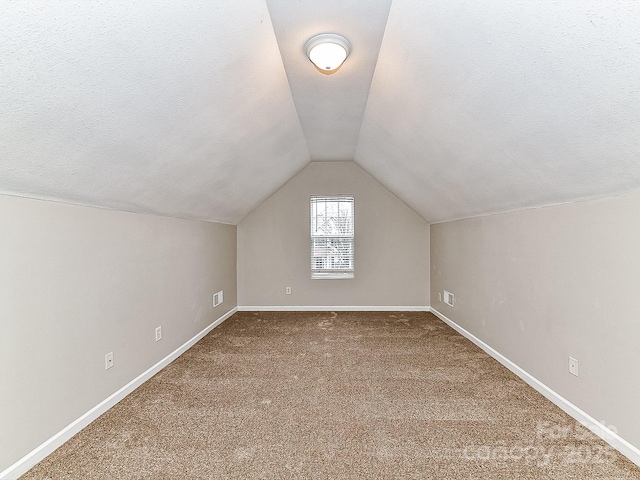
1 1 640 224
356 0 640 223
0 1 308 224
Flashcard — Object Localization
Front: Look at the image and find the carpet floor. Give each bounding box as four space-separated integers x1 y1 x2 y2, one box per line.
22 311 640 479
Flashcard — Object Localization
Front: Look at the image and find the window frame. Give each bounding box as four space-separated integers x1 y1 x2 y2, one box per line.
310 195 355 280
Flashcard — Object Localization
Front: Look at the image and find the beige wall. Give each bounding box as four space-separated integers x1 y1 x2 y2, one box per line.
0 195 237 472
238 162 430 307
431 191 640 450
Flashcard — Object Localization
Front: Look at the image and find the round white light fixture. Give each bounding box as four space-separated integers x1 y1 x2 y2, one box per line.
305 33 352 74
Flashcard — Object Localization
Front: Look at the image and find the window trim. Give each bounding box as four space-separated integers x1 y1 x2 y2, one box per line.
310 195 355 280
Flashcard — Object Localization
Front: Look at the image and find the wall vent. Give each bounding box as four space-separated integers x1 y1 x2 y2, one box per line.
213 290 223 307
444 290 455 307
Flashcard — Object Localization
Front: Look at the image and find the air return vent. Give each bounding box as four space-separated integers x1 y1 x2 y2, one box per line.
213 290 223 307
444 290 455 307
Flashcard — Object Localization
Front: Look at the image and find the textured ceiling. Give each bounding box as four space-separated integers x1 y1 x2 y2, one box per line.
0 1 308 224
2 0 640 225
356 0 640 223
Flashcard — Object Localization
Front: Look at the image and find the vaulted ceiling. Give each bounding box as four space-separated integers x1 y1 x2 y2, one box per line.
2 1 639 224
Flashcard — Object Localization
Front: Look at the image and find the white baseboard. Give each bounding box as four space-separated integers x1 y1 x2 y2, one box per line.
0 307 238 480
238 305 431 312
430 307 640 468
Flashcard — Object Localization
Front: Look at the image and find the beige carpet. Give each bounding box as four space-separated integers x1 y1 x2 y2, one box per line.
22 311 640 479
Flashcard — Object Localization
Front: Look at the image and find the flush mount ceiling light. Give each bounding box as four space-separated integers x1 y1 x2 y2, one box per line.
305 33 352 74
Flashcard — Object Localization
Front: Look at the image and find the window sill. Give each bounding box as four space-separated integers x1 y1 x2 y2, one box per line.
311 273 354 280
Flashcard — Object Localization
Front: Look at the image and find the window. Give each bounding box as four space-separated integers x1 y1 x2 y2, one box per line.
310 195 354 279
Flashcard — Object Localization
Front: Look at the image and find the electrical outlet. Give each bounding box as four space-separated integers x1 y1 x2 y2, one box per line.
105 352 114 370
155 326 162 342
286 286 292 295
569 356 578 376
438 292 442 302
213 290 223 307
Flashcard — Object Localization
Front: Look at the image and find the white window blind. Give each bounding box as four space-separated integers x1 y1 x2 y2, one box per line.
310 195 354 279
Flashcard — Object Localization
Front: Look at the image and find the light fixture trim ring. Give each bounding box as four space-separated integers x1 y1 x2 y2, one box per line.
304 33 352 58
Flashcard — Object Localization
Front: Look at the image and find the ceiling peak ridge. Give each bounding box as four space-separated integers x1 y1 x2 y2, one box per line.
265 0 393 161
